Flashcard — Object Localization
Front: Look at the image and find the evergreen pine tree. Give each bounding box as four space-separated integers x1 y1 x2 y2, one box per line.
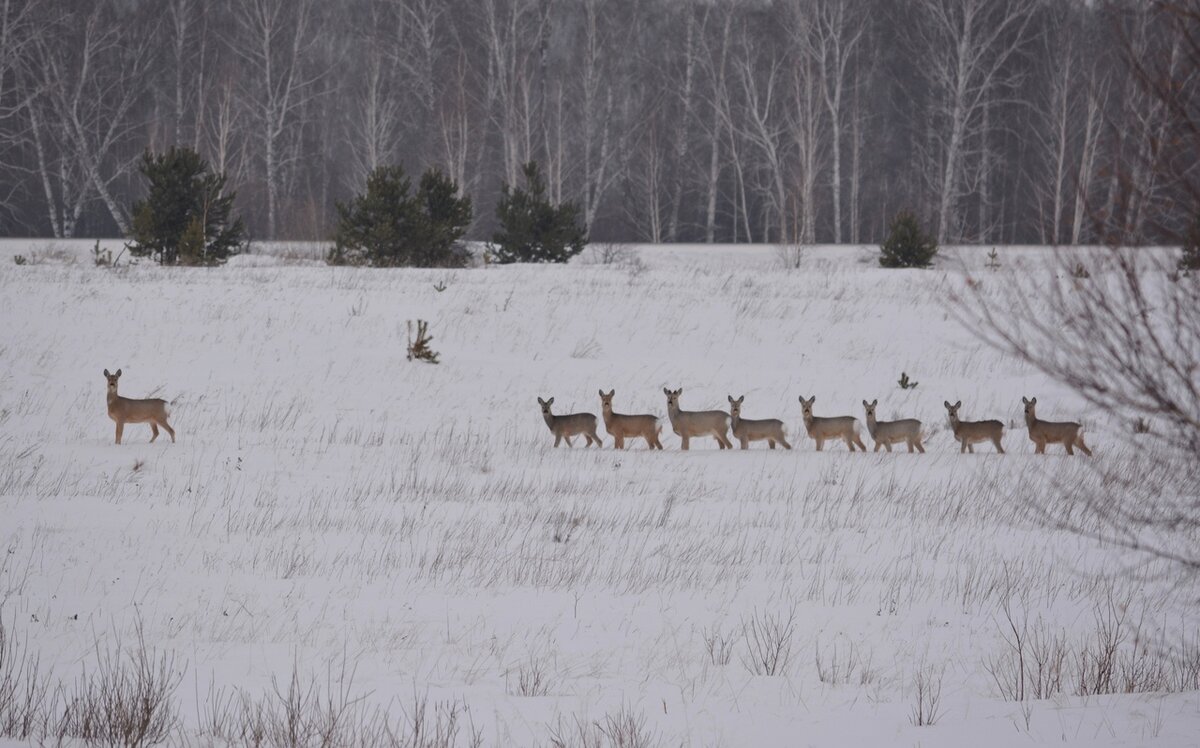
879 211 938 268
490 162 586 264
331 165 472 267
129 147 245 266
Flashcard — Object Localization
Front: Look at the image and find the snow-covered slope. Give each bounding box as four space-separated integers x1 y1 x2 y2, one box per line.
0 240 1196 746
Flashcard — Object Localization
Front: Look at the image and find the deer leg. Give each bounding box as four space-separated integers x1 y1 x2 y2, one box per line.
855 435 867 451
815 438 824 452
915 440 925 454
591 430 603 447
1035 441 1045 454
115 422 124 445
780 437 792 450
1064 442 1075 455
994 437 1005 454
960 439 967 454
967 443 975 454
150 422 160 442
740 437 749 450
768 440 776 450
906 440 914 453
1076 437 1093 457
161 419 176 443
681 435 689 451
553 433 562 447
843 435 855 451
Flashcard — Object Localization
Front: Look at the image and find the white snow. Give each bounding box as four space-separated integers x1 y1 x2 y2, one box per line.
0 238 1197 746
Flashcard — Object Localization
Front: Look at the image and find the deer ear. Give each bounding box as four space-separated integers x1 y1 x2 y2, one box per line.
738 396 744 403
1031 397 1037 405
538 397 545 405
547 397 554 405
115 369 122 377
103 369 110 377
663 388 670 396
1022 396 1029 405
871 399 878 407
862 400 868 408
599 389 604 397
955 400 962 409
728 395 733 403
944 401 952 409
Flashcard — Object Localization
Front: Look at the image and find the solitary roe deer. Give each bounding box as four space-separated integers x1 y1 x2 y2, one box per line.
538 396 603 447
862 400 924 453
728 395 791 450
663 388 733 450
598 390 663 449
103 368 175 445
1022 397 1092 456
943 400 1004 453
798 396 866 451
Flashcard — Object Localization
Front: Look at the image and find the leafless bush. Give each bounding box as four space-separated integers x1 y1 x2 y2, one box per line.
0 613 50 740
702 626 737 667
909 664 943 727
204 661 480 748
774 243 806 269
508 655 554 697
814 636 860 686
984 600 1067 702
584 242 632 266
547 705 659 748
741 606 796 676
570 335 602 360
50 624 183 746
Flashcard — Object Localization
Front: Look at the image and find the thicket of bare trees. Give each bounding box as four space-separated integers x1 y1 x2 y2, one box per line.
962 0 1200 573
0 0 1191 244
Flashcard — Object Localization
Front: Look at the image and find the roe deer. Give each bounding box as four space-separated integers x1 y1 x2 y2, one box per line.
798 396 866 451
103 368 175 445
1022 396 1092 456
943 400 1004 453
862 399 924 453
663 388 733 450
728 395 791 450
598 390 663 449
538 396 603 447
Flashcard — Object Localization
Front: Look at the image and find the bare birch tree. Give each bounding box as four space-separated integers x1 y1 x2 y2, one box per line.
912 0 1037 242
229 0 327 238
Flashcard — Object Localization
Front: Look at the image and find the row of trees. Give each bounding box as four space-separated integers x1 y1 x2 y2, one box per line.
129 147 585 266
0 0 1193 246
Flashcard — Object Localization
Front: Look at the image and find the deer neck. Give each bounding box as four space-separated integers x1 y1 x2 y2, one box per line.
601 404 614 426
1024 410 1037 430
865 413 877 437
106 387 119 409
542 411 556 431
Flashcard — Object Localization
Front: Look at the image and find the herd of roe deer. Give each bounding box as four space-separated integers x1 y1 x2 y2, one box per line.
538 389 1094 455
100 368 1092 456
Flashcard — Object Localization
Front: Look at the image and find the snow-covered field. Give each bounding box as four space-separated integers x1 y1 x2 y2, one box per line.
1 239 1197 746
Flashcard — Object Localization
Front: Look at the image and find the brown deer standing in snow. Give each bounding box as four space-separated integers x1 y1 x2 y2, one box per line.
862 399 924 453
103 369 175 445
598 390 663 449
798 396 866 451
943 400 1004 454
1022 396 1092 455
538 396 603 447
663 388 733 450
728 395 791 450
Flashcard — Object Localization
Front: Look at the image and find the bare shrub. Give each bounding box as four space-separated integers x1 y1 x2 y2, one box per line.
547 705 659 748
774 243 806 269
51 625 183 746
909 664 943 727
508 655 554 697
741 606 796 676
584 242 632 266
814 636 860 686
203 661 480 748
0 614 50 740
702 626 737 667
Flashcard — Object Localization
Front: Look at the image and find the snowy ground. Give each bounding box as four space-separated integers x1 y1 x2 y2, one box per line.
1 238 1198 746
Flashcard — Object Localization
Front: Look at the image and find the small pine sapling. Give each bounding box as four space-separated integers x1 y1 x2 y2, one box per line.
985 247 1001 271
407 320 440 364
898 372 919 390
